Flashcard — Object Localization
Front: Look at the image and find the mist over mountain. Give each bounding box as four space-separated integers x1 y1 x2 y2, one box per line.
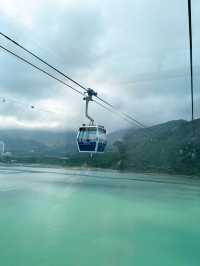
1 119 200 176
109 119 200 175
0 130 77 155
0 128 128 156
66 119 200 176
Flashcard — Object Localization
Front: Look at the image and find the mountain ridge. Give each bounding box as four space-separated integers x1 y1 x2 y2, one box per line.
1 119 200 176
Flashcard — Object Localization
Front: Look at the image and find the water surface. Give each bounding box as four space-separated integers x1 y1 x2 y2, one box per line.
0 166 199 266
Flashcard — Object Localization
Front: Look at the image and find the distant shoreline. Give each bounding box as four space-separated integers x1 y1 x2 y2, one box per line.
0 162 199 180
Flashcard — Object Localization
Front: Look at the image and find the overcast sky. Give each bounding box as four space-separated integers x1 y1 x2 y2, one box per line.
0 0 200 131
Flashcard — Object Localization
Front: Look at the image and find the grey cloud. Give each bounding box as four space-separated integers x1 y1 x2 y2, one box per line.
0 0 199 130
0 3 103 98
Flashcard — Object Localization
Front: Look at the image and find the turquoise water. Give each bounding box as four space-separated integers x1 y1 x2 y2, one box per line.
0 166 200 266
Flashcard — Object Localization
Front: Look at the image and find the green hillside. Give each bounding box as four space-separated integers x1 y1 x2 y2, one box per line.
68 119 200 176
107 119 200 175
1 119 200 176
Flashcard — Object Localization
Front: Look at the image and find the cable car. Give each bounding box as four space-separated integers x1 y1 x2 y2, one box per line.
77 125 107 153
77 88 107 153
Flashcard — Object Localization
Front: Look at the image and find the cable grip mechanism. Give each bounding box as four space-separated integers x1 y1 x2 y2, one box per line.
83 88 97 125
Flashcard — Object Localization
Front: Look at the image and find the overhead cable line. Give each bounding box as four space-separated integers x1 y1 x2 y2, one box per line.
0 96 63 116
0 31 88 92
0 44 84 98
0 44 137 126
93 99 137 126
0 32 146 128
0 43 134 124
188 0 194 121
96 96 146 128
0 44 144 128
